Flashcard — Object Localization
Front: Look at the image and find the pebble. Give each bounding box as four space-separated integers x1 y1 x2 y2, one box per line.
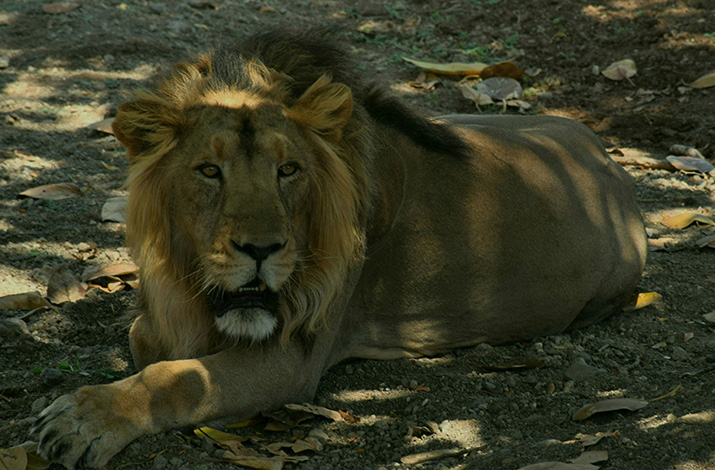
151 454 168 470
564 357 603 381
671 346 688 361
40 368 64 387
0 318 31 341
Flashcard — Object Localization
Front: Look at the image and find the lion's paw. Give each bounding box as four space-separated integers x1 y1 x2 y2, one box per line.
30 392 136 469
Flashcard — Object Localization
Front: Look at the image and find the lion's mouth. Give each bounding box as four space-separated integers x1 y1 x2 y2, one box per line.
208 279 279 317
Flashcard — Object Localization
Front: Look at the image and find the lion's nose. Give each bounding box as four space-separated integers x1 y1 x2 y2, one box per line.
232 241 285 262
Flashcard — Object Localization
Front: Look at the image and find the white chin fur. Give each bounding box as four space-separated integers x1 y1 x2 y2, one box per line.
215 309 278 341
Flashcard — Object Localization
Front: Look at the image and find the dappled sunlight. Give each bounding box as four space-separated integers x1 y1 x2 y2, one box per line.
595 389 627 398
330 388 411 404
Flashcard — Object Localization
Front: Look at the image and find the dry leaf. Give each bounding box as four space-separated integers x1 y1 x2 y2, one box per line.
42 3 80 14
18 183 80 200
400 448 466 465
81 263 138 282
697 234 715 248
665 156 714 173
476 77 522 101
571 450 608 465
47 266 87 304
220 454 308 470
263 437 323 454
408 72 440 90
284 403 343 421
688 71 715 89
480 62 527 79
456 82 494 107
0 292 51 311
669 144 705 159
262 408 314 431
402 57 488 76
0 442 50 470
482 358 545 371
101 196 127 223
577 431 616 447
572 398 648 421
660 212 715 229
703 311 715 323
622 292 661 312
87 118 115 134
601 59 636 81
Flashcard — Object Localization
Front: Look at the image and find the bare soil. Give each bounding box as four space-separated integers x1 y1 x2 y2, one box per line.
1 1 715 469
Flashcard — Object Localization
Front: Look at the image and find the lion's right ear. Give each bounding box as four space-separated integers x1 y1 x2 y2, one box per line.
112 99 182 161
287 75 353 141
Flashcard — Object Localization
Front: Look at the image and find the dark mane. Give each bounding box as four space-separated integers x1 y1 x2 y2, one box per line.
207 28 470 158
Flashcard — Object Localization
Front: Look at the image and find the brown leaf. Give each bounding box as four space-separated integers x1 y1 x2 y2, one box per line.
688 71 715 89
476 77 522 101
101 196 127 223
47 266 87 304
622 292 661 312
263 437 323 454
18 183 81 200
660 212 715 229
402 57 488 76
262 408 314 431
0 446 27 470
87 118 115 134
42 3 80 14
571 450 608 465
284 403 343 422
400 448 467 465
0 292 51 311
480 62 527 79
697 234 715 248
482 358 545 372
572 398 648 421
601 59 636 81
456 82 494 107
81 263 139 282
665 156 714 173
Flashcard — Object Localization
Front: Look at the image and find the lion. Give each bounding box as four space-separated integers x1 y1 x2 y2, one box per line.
31 29 646 468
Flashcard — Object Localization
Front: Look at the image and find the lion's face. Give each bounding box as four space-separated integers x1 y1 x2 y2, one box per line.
114 66 366 353
164 103 321 340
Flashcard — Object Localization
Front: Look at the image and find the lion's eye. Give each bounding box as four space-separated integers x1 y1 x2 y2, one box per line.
199 164 221 179
277 163 299 178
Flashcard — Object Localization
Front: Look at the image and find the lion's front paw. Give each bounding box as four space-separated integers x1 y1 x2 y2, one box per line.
30 390 138 469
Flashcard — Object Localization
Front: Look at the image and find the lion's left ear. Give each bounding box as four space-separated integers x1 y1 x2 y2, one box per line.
112 98 182 162
287 75 353 141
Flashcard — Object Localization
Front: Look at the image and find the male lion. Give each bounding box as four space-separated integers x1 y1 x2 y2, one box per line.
32 30 646 468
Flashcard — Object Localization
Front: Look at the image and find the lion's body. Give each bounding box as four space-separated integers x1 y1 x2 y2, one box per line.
33 31 646 469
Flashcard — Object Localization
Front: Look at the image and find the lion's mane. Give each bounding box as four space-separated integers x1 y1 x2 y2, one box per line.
113 29 468 359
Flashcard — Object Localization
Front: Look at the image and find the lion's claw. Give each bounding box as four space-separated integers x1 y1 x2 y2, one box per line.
31 391 136 469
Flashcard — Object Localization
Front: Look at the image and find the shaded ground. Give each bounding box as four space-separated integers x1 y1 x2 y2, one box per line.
1 1 714 469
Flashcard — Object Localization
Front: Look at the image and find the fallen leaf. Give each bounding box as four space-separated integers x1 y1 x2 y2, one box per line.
227 418 264 428
576 431 616 447
571 450 608 465
572 398 648 421
703 311 715 323
699 234 715 249
456 82 494 107
665 156 714 173
262 408 315 431
622 292 661 312
101 196 127 222
87 118 115 134
402 57 488 76
0 292 51 311
476 77 522 101
660 212 715 229
17 183 81 200
482 358 545 371
0 442 49 470
683 332 694 342
688 71 715 89
338 410 361 423
81 263 138 282
480 62 527 79
42 3 80 14
649 384 681 402
408 72 440 90
601 59 636 81
47 266 87 304
669 144 705 159
517 462 598 470
263 437 323 454
220 454 308 470
194 426 251 456
400 448 467 465
284 403 343 421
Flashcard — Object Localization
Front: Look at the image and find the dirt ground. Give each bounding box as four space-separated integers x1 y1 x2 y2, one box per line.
1 0 715 469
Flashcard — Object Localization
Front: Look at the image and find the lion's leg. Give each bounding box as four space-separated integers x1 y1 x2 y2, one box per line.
129 314 166 370
32 341 325 469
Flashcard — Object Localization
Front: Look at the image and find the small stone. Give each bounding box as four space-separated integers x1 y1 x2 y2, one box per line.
345 364 354 374
0 318 31 340
564 358 603 381
671 346 688 361
31 396 48 414
40 368 64 387
151 455 168 470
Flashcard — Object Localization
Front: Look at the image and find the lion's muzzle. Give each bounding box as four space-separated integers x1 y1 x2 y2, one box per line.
208 279 279 317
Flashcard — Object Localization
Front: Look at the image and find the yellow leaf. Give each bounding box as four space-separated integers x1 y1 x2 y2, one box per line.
688 71 715 89
402 57 487 76
602 59 637 81
194 426 247 444
101 161 118 171
660 212 715 229
622 292 661 312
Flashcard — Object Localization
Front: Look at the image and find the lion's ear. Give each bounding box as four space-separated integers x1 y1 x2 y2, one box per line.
112 99 182 161
288 75 353 141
